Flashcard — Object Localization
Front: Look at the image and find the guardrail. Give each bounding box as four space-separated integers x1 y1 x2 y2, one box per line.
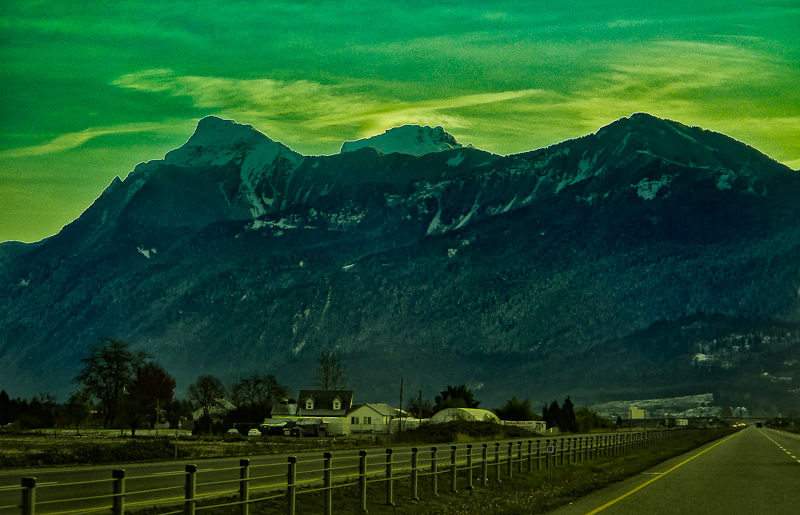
3 428 717 515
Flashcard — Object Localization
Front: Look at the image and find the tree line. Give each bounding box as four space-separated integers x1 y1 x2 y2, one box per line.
2 339 612 435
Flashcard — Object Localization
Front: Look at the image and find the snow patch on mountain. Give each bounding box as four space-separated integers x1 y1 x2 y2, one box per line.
165 116 299 169
446 152 466 167
340 125 462 156
137 246 157 258
716 174 733 190
635 175 673 200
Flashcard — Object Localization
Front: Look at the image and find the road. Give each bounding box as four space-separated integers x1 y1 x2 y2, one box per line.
547 426 800 515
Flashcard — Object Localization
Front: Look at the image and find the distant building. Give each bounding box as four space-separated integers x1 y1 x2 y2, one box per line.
628 407 646 419
191 398 236 422
430 408 500 423
501 420 547 433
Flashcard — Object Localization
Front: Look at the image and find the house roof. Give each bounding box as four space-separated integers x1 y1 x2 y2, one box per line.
270 403 298 417
298 390 354 410
191 398 236 420
348 403 398 417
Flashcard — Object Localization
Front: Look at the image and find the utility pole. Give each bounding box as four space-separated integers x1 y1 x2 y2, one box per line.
418 390 422 421
399 378 404 431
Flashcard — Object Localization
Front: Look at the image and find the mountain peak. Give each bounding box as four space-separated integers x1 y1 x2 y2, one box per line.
164 116 293 168
340 124 462 156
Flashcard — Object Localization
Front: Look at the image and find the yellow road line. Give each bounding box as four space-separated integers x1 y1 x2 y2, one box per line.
584 431 741 515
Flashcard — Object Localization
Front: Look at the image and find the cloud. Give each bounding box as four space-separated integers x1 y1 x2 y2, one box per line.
112 69 549 148
108 36 799 162
0 122 185 159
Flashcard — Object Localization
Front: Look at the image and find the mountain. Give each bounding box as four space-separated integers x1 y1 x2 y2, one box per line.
1 113 799 414
340 125 462 156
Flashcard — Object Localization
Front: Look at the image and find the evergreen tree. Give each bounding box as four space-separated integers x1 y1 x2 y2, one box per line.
493 396 538 421
434 385 480 411
546 400 562 430
562 396 579 433
0 390 12 425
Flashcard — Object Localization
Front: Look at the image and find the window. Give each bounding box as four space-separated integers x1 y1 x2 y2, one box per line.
333 400 341 410
305 399 314 410
351 416 358 425
364 417 372 425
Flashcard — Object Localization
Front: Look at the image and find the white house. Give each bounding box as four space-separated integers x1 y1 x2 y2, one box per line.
348 403 398 433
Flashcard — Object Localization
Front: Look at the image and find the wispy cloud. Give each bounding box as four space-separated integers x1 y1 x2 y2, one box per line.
0 122 186 159
112 69 549 150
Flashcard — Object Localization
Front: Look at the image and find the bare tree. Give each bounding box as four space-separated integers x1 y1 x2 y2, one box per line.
233 374 292 407
315 350 347 390
188 375 227 420
64 389 92 434
74 338 149 428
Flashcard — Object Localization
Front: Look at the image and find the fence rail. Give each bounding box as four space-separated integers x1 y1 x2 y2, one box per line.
2 428 723 515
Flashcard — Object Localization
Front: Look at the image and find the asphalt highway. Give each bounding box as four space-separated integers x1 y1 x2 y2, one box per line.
547 426 800 515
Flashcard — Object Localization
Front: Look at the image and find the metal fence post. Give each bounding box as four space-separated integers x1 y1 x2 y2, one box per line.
560 438 565 466
494 443 501 482
323 453 332 515
240 459 250 515
450 446 458 493
287 457 297 515
481 444 488 486
567 438 573 465
21 478 35 515
527 440 533 472
385 448 394 506
466 444 473 490
358 450 368 512
431 446 438 496
536 440 542 470
184 465 196 515
112 469 125 515
411 447 419 500
517 441 523 474
507 442 513 479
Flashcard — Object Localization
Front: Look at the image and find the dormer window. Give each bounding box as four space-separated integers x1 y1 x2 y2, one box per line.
333 399 341 410
305 398 314 410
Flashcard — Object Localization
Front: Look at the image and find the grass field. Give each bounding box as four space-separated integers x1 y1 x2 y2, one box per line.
0 428 370 468
0 421 532 468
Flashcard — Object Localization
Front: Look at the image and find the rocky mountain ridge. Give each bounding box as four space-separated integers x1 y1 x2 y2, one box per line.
1 113 798 413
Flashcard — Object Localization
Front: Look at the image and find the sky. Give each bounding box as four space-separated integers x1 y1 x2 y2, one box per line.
1 1 799 243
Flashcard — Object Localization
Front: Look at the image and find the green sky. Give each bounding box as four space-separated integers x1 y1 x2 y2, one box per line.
2 1 799 242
